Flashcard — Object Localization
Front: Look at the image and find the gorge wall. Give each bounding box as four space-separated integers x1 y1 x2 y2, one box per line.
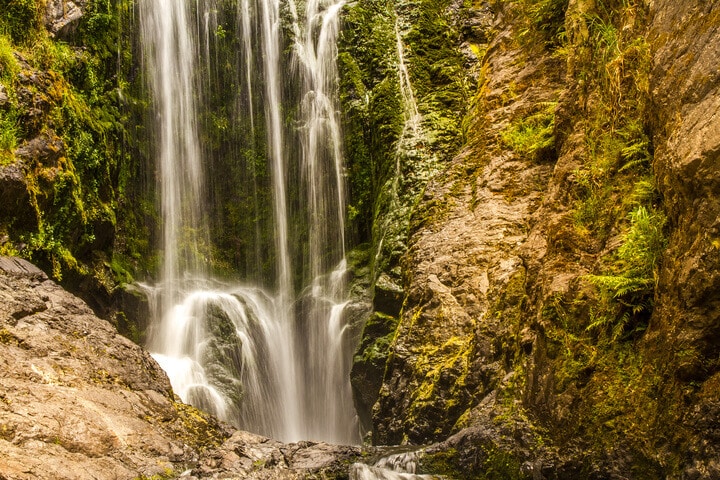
0 0 719 478
348 0 720 477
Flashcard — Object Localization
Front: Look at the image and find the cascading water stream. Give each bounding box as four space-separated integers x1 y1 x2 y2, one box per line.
350 451 442 480
139 0 206 312
139 0 359 445
292 0 356 444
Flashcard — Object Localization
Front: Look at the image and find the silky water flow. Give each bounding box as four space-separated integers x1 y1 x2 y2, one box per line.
139 0 359 445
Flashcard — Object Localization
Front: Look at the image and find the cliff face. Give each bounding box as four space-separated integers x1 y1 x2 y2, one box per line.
350 0 720 476
644 0 720 474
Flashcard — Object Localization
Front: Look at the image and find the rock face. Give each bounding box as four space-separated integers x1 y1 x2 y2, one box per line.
0 256 221 479
352 0 720 477
0 257 364 479
373 2 564 445
644 0 720 475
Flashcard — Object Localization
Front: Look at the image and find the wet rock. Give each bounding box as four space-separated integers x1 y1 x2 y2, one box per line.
193 432 363 479
351 311 398 435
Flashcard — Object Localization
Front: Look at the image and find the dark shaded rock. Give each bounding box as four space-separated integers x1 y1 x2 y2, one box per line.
0 162 31 224
14 132 65 167
372 273 403 317
351 311 398 436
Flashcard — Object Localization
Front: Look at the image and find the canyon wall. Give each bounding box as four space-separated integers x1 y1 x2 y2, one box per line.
347 0 720 477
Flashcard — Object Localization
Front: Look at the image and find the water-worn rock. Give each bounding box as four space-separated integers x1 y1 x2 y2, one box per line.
186 431 364 479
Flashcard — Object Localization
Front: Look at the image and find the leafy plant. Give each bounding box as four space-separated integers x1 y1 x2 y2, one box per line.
586 205 667 339
0 33 19 80
501 102 557 161
0 108 19 163
518 0 570 47
0 0 41 44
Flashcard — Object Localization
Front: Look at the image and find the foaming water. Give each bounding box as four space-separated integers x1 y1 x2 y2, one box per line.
350 451 443 480
142 261 357 442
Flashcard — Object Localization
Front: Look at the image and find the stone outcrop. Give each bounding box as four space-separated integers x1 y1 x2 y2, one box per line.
0 257 365 479
44 0 86 39
644 0 720 475
0 256 223 478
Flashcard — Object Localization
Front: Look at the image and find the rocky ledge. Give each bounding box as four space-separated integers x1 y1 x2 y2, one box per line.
0 257 362 479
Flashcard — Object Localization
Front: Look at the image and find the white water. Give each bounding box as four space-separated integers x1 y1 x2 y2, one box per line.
140 0 359 444
350 452 442 480
139 0 206 316
291 0 356 443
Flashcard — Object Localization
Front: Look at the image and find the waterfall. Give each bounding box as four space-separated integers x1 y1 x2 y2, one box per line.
292 0 355 444
139 0 359 445
138 0 206 332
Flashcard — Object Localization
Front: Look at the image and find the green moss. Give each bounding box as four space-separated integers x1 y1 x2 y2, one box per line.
0 328 19 345
133 469 176 480
403 336 474 437
173 400 229 451
0 33 20 79
0 0 41 44
420 449 466 478
0 108 19 164
0 1 134 286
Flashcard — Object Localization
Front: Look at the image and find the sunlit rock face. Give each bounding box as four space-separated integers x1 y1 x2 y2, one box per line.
44 0 87 39
349 0 720 477
0 257 226 479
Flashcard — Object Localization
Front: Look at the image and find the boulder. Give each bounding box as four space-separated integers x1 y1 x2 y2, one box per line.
44 0 86 40
0 256 227 479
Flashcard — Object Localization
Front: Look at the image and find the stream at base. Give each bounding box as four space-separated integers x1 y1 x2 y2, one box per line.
350 451 443 480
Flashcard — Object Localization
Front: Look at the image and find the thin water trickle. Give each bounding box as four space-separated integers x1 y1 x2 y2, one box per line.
140 0 359 445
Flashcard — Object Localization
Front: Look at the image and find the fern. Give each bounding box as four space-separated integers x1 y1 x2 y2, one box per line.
585 205 666 340
586 274 653 298
502 102 557 160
